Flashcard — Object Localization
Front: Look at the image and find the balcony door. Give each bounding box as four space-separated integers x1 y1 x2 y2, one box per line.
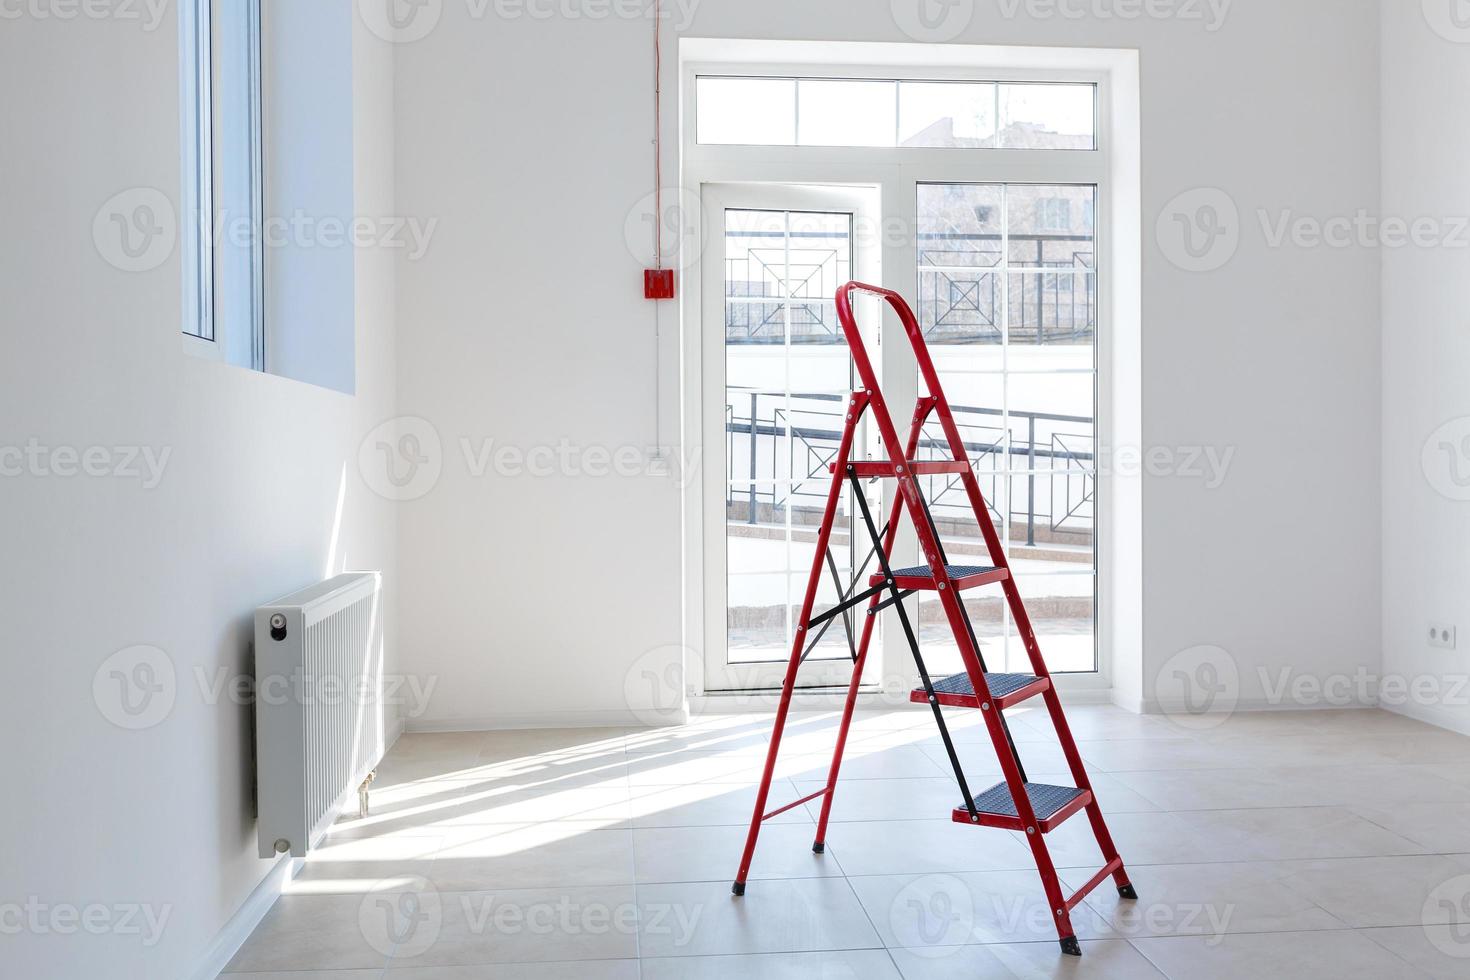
700 183 882 693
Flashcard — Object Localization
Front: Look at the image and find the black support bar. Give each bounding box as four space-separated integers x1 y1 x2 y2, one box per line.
909 478 1029 784
848 468 979 821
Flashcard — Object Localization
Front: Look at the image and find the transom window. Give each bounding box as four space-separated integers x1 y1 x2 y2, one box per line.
695 76 1096 150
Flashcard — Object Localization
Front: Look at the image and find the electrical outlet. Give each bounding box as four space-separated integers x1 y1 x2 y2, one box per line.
1428 624 1458 650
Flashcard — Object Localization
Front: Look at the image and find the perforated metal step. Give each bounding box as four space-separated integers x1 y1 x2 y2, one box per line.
911 671 1049 709
871 564 1009 591
952 781 1091 832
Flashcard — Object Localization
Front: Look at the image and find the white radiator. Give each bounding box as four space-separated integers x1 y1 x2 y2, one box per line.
254 572 384 858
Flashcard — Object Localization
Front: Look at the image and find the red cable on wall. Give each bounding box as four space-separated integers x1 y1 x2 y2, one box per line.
644 0 674 299
654 0 662 270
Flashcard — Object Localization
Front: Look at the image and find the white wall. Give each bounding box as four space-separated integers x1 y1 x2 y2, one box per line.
393 0 1382 724
1381 3 1470 734
0 4 398 979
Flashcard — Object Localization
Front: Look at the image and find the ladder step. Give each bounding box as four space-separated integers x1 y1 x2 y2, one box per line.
871 564 1009 592
952 782 1092 833
834 460 970 477
911 672 1050 710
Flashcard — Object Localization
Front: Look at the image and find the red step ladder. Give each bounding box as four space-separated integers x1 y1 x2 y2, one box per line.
731 282 1137 958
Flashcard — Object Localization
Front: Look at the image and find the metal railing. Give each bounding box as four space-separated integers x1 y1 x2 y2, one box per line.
726 391 1094 543
726 234 1096 345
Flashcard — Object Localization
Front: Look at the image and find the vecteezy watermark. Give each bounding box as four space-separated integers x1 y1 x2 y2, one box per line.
361 880 704 959
1422 0 1470 44
94 644 439 731
213 210 438 261
624 186 707 274
93 189 439 273
0 0 171 30
1159 190 1470 270
359 877 443 958
93 187 177 273
93 646 177 730
460 438 696 483
1154 645 1239 730
891 0 974 42
0 899 172 947
989 893 1234 945
888 875 975 955
1097 444 1236 489
200 668 440 719
357 416 700 502
358 0 445 43
1256 667 1470 710
359 417 445 502
624 644 692 727
1423 874 1470 959
0 440 171 489
1423 417 1470 501
1157 188 1240 273
996 0 1232 31
358 0 701 44
1259 210 1470 251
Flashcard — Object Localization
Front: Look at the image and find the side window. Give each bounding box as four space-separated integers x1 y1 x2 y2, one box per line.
182 0 264 369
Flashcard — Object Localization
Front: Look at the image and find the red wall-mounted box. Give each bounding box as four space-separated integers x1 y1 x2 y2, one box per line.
644 269 676 300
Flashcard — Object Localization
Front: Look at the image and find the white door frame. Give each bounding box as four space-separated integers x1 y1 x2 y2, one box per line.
677 41 1142 704
699 182 886 693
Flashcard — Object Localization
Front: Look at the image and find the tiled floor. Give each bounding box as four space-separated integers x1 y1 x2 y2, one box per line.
223 705 1470 978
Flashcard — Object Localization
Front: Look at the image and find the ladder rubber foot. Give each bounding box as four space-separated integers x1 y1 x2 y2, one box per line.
1118 884 1138 900
731 881 746 897
812 842 826 854
1059 937 1082 957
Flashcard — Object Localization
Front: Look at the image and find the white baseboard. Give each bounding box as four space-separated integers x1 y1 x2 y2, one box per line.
1381 699 1470 736
1136 695 1378 717
188 854 301 980
406 708 657 733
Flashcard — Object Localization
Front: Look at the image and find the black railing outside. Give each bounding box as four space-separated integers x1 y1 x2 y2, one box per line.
726 233 1096 345
726 391 1094 543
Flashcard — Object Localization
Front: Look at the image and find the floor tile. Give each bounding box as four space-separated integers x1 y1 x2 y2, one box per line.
385 960 640 978
888 939 1166 979
384 884 641 968
633 823 840 883
635 878 881 957
1352 802 1470 852
627 780 812 828
793 777 961 823
428 822 635 890
1114 764 1470 811
1362 925 1470 979
1275 855 1470 929
1065 862 1346 940
224 894 394 973
819 819 1036 877
641 949 903 979
1022 810 1212 869
1187 806 1427 861
1131 929 1425 980
847 870 1117 949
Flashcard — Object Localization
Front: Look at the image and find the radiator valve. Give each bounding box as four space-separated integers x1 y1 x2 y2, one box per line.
358 770 376 819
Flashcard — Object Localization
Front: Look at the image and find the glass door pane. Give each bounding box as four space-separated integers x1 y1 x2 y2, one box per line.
724 207 858 669
917 182 1099 676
